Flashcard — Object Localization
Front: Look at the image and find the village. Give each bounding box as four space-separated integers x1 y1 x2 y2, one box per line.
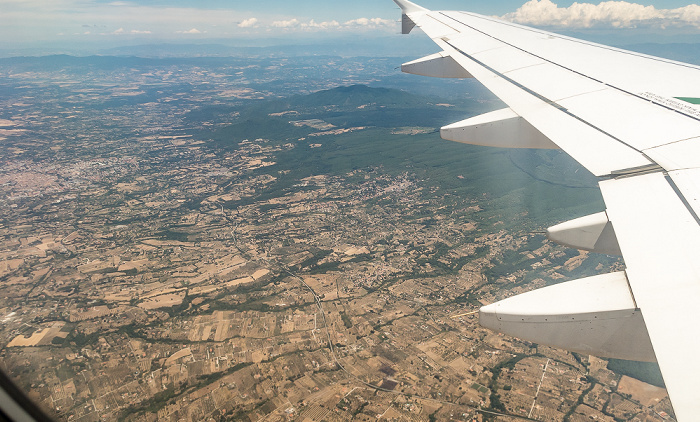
0 54 673 421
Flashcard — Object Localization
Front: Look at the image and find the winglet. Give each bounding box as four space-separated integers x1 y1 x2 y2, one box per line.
393 0 428 14
393 0 427 34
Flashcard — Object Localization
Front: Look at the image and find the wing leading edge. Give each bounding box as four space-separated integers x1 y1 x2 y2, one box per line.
391 0 700 419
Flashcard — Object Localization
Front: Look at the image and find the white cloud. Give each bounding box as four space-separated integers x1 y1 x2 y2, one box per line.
344 17 393 28
111 27 150 35
270 17 391 31
271 18 300 28
303 19 340 29
3 2 243 41
177 28 202 34
238 18 258 28
503 0 700 29
2 0 400 43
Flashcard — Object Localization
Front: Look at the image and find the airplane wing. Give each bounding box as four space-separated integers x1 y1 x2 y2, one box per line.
391 0 700 419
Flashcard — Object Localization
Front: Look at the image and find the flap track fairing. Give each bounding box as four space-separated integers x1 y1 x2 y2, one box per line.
401 52 473 78
441 108 558 149
547 211 622 255
480 272 656 362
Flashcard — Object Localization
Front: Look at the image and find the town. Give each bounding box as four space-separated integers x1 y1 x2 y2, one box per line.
0 54 672 421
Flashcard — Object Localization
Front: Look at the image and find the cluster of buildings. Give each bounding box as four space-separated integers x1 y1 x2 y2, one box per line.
0 55 673 421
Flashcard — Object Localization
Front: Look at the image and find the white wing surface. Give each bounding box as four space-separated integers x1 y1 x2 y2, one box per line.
391 0 700 419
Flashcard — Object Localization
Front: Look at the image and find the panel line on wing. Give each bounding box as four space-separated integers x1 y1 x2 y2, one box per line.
440 12 700 123
425 14 461 33
501 62 548 75
647 135 700 151
540 87 609 104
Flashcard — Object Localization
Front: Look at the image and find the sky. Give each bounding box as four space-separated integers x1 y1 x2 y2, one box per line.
1 0 699 50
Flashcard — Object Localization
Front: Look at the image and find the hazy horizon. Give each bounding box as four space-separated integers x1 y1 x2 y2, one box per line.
3 0 700 58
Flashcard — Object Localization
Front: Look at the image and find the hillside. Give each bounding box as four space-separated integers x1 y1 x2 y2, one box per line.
210 84 484 143
205 84 603 229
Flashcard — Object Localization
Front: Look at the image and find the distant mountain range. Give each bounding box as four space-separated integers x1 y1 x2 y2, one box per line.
96 38 439 58
0 37 440 60
251 84 441 114
1 40 698 65
0 54 244 71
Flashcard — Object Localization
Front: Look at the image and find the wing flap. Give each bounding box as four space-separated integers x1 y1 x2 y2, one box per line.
600 172 700 421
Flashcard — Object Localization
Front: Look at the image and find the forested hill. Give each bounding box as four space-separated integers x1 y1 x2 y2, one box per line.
211 84 485 142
